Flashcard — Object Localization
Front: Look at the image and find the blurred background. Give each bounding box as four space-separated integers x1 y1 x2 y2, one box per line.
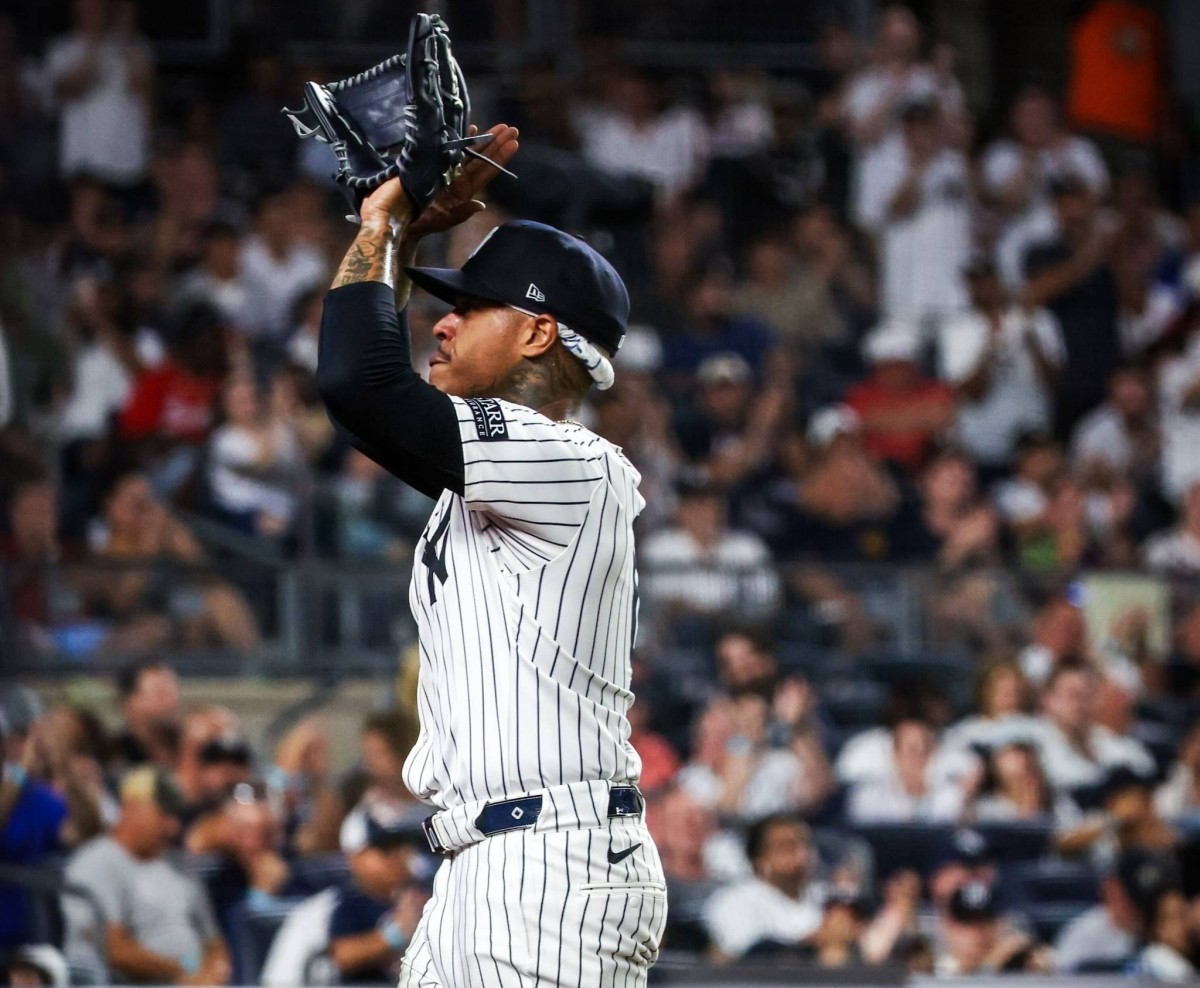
2 0 1200 984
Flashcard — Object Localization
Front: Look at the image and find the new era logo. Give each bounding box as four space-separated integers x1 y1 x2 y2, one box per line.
525 283 546 303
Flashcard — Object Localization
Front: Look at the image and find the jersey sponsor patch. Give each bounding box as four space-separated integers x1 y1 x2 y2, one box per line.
465 397 508 441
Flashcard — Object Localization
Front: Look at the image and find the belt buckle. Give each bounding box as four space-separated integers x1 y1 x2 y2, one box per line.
422 815 448 856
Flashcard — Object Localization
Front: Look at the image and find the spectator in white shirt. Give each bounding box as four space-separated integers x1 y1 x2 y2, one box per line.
641 478 780 619
1144 481 1200 573
982 86 1109 290
579 67 709 199
44 0 153 186
846 718 964 823
843 4 964 232
703 815 823 961
942 661 1039 756
237 188 326 340
858 97 971 331
939 256 1064 471
206 377 303 539
1071 365 1159 484
172 222 254 335
1034 661 1155 794
1156 331 1200 501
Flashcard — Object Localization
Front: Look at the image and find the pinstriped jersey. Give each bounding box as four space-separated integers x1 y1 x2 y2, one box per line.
402 396 646 810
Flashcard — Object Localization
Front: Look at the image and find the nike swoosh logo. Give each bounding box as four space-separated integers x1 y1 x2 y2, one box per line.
607 843 642 865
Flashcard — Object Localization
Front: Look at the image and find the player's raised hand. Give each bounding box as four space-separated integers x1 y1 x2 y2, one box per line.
408 124 519 239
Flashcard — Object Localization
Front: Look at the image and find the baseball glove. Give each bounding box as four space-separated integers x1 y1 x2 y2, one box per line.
283 13 510 219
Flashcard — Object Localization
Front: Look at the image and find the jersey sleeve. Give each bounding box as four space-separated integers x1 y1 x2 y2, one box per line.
450 397 606 559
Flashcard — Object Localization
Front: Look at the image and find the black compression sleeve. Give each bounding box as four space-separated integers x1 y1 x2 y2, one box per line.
316 281 464 498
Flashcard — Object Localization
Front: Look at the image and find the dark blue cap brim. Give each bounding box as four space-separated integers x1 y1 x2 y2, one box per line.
405 266 513 310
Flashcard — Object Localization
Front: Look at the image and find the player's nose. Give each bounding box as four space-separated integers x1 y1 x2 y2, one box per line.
432 312 457 342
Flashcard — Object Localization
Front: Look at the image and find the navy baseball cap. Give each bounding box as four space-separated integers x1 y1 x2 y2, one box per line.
405 220 630 356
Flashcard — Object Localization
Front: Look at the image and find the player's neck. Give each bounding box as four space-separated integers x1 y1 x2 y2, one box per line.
494 358 584 423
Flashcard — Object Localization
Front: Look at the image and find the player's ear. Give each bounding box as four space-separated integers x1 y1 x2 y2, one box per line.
517 313 559 359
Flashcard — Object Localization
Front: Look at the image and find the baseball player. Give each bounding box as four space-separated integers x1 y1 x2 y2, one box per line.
316 124 666 987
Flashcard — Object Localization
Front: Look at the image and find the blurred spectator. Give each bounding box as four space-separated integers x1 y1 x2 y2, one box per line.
676 695 805 821
844 4 964 233
793 203 877 338
578 67 710 200
626 698 680 795
325 804 427 984
267 716 340 856
63 765 230 984
216 49 299 198
731 234 846 354
172 222 253 333
1144 481 1200 572
44 0 153 186
1135 887 1197 981
206 376 303 539
1059 764 1177 862
118 304 228 497
1157 324 1200 502
674 353 790 490
984 86 1109 290
1155 722 1200 819
991 434 1064 555
0 705 102 949
939 257 1064 474
1034 660 1154 793
659 259 779 386
174 707 247 820
844 318 954 475
859 97 971 329
942 662 1037 753
968 741 1068 824
1023 174 1122 439
917 452 1000 569
110 659 180 771
703 814 822 961
236 188 326 340
935 880 1051 974
1054 845 1175 972
1071 364 1159 484
641 478 779 619
845 718 963 823
86 473 262 653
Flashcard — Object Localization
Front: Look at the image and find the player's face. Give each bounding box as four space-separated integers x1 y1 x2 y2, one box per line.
428 296 526 398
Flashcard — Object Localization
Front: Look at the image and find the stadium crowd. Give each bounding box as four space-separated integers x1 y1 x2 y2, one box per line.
3 0 1200 981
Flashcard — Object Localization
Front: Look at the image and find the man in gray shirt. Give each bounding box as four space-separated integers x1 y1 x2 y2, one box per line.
1054 846 1177 972
63 766 230 984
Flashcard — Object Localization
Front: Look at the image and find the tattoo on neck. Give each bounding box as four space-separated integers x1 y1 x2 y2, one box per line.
495 352 582 417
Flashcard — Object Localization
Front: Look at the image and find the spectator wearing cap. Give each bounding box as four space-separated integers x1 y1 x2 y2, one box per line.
1034 660 1155 795
982 85 1109 289
702 814 824 961
927 828 998 914
677 352 791 490
1022 172 1122 439
323 803 428 985
179 734 254 844
857 95 971 332
1054 846 1178 972
936 879 1051 974
1071 364 1159 486
1058 764 1177 864
640 477 780 619
171 222 253 335
845 717 963 824
173 706 244 818
844 318 954 475
62 765 230 985
938 256 1065 476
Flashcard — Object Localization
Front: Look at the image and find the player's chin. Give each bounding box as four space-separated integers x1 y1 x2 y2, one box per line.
428 363 454 393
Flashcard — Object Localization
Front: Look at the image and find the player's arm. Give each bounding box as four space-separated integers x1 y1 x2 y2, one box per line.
316 126 518 499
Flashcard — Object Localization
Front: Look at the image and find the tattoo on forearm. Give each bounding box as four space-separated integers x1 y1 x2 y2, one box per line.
331 226 398 289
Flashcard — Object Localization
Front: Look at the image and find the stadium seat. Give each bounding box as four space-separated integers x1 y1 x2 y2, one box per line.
1026 902 1089 943
290 853 351 892
849 824 953 879
973 821 1055 863
820 679 890 728
226 899 306 985
1003 859 1100 906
